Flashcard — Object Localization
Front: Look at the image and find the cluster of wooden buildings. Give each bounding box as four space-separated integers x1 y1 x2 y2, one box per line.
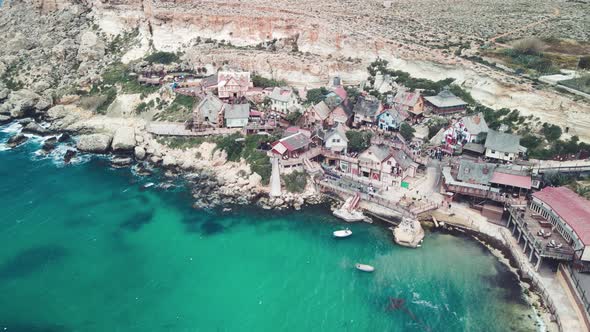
147 68 483 188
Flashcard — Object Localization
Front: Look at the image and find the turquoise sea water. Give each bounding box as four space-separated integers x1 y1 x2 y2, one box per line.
0 124 541 332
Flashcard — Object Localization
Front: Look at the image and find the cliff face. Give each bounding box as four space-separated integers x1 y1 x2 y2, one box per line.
91 0 366 57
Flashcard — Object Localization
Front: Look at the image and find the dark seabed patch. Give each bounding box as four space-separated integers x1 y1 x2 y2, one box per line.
0 245 68 280
201 221 225 235
119 210 155 231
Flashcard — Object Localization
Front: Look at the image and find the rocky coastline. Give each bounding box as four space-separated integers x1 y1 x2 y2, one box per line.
0 99 324 211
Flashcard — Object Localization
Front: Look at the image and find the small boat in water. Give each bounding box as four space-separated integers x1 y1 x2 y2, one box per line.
333 229 352 238
355 263 375 272
143 182 155 189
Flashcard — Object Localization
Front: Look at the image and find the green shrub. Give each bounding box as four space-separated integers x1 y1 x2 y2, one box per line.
135 102 148 113
213 134 274 184
282 171 307 193
156 137 211 149
252 74 286 88
346 130 373 152
155 94 197 121
285 111 302 124
427 117 448 139
520 134 542 150
99 63 159 95
305 87 329 105
145 51 180 64
541 123 562 142
95 87 117 114
214 133 245 161
399 123 415 141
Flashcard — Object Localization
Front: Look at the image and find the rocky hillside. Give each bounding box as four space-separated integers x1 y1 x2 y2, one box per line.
0 0 589 141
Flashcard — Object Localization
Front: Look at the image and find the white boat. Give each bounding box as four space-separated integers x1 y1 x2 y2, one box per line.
333 229 352 238
143 182 155 189
355 263 375 272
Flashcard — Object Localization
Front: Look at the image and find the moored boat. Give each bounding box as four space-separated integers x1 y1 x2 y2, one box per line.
333 229 352 238
355 263 375 272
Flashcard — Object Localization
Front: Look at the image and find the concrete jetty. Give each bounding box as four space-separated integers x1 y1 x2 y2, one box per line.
392 218 425 248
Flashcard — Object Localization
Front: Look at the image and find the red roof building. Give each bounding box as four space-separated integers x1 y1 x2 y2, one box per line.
271 132 311 157
531 186 590 260
490 172 532 190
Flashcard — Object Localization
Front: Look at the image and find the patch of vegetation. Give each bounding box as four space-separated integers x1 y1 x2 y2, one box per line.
144 51 181 64
346 130 373 153
95 87 117 114
285 111 302 124
503 48 557 74
212 133 276 184
252 74 286 88
522 134 590 160
427 117 449 139
467 104 528 132
154 94 197 122
541 123 562 142
243 135 275 185
135 99 156 113
157 136 212 149
559 74 590 94
88 63 160 114
1 61 24 90
305 87 329 105
399 122 415 141
106 28 140 56
344 86 362 103
571 181 590 200
214 133 245 162
366 59 474 101
282 171 308 193
99 63 159 94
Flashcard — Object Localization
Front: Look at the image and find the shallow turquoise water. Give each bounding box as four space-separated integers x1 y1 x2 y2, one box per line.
0 125 540 331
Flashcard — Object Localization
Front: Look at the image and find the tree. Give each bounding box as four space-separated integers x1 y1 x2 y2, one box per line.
285 111 302 124
144 51 180 64
282 171 308 193
399 123 415 141
346 130 373 152
215 133 244 161
427 117 448 139
541 123 562 142
520 134 542 150
305 87 328 105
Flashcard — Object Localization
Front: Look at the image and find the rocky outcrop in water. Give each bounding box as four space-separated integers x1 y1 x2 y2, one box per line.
111 156 133 167
63 149 77 163
0 115 11 125
42 136 58 151
7 133 28 148
134 146 146 160
76 133 112 153
22 122 50 136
